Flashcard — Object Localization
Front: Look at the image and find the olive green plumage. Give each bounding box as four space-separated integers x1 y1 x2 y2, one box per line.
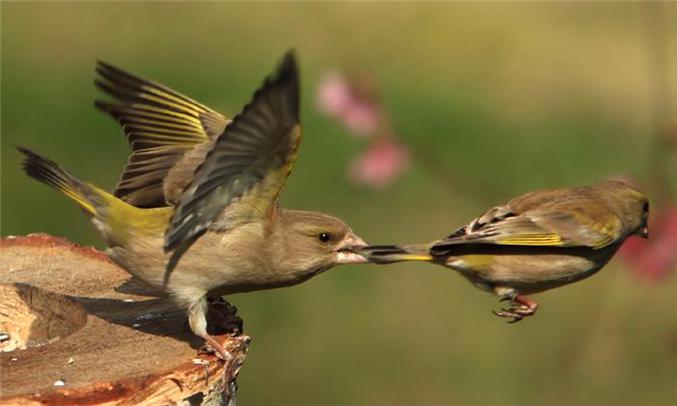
19 51 368 358
362 181 649 321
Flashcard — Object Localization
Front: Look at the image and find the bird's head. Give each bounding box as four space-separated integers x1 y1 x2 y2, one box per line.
272 209 368 278
599 180 650 239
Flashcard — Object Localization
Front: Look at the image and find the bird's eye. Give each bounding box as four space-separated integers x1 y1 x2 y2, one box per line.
318 233 331 243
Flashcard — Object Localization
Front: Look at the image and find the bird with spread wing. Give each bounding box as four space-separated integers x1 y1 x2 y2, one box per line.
360 181 649 322
18 51 368 358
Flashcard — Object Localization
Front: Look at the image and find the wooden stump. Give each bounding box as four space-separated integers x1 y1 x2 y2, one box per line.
0 234 250 405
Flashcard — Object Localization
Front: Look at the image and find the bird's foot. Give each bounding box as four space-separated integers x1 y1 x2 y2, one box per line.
196 297 249 363
199 334 233 361
199 333 251 362
197 333 250 393
492 294 539 323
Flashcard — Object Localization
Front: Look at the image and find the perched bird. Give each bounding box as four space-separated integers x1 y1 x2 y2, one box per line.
18 51 368 358
361 181 649 322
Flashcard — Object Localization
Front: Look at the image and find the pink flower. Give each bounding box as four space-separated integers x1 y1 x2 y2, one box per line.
619 205 677 282
316 72 381 137
316 72 352 117
349 137 410 189
342 103 380 136
317 69 411 188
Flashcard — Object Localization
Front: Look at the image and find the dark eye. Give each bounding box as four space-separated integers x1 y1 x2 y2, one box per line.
318 233 331 243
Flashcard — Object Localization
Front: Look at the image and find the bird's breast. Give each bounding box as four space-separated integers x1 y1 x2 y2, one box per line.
443 245 618 294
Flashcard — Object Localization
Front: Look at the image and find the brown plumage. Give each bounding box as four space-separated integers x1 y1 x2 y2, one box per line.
361 181 649 322
20 51 368 358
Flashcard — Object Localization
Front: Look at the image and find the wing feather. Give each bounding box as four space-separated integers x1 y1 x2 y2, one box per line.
95 61 229 207
432 188 622 255
164 51 301 253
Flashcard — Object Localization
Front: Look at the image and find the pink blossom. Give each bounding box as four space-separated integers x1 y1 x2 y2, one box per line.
349 137 410 189
316 72 353 117
619 205 677 282
342 103 380 136
316 72 381 137
317 69 411 188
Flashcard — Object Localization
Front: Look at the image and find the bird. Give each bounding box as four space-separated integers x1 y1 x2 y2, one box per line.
18 51 369 358
360 181 649 322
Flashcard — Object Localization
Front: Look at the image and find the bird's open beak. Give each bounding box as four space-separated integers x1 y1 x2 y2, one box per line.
336 233 369 264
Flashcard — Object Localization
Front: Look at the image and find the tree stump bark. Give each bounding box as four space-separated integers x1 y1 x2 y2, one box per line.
0 234 249 405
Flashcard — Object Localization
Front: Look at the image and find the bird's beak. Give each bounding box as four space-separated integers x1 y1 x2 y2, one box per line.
336 233 369 264
640 226 649 239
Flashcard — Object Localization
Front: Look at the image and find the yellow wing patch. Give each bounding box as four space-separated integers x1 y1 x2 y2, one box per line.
496 233 564 246
401 254 435 261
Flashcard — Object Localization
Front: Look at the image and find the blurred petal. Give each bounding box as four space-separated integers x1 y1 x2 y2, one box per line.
316 71 382 138
316 72 352 117
619 206 677 282
349 137 410 189
343 103 380 136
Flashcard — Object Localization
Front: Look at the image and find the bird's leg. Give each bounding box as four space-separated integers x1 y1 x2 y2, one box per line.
492 289 539 323
191 296 251 362
189 297 233 361
196 310 250 404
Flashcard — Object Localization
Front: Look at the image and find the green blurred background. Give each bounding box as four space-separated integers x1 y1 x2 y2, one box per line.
2 2 676 405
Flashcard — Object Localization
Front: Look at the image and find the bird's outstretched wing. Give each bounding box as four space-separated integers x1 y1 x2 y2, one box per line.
164 50 300 253
432 188 622 255
95 61 228 207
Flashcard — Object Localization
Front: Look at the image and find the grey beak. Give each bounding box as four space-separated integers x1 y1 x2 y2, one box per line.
336 232 369 264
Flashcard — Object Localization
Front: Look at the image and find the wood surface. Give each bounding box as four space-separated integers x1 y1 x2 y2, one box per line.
0 234 249 405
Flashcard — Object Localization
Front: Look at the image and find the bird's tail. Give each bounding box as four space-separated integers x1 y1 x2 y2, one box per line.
19 146 109 216
359 243 434 264
18 146 170 244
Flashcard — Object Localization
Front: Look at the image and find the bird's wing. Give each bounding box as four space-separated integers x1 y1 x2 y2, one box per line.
164 51 300 253
432 191 622 254
95 61 229 208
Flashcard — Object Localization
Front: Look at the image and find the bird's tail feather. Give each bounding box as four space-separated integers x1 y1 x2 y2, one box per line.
17 146 170 244
18 146 106 216
359 244 434 264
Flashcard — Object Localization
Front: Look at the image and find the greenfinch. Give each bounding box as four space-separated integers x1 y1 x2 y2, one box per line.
361 181 649 322
18 51 368 358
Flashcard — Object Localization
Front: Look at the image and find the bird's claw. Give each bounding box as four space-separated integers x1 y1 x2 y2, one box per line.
231 334 252 351
199 334 251 362
492 309 525 323
492 307 532 323
492 295 538 323
198 341 231 361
